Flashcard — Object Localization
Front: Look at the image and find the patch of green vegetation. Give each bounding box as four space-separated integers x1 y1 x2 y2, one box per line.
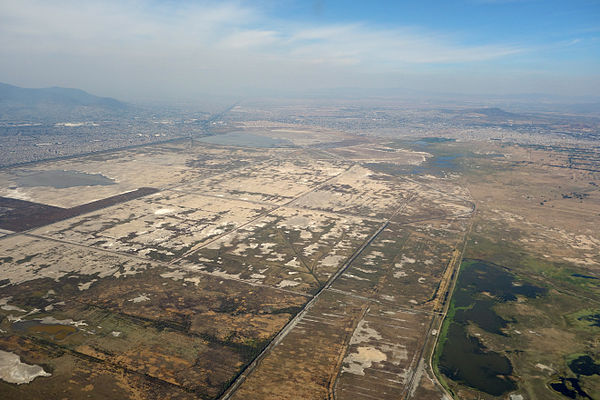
466 232 600 301
419 137 457 143
566 352 590 364
456 222 600 398
567 309 600 330
270 305 302 315
145 249 174 262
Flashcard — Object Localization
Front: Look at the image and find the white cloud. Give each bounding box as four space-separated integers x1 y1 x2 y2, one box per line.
0 0 551 99
219 30 280 49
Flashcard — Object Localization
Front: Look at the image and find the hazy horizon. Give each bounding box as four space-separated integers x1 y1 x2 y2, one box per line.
1 0 599 102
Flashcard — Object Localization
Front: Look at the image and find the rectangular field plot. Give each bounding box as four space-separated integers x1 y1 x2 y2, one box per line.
334 304 431 400
392 186 474 224
324 142 428 164
290 165 418 219
0 234 154 286
177 157 350 205
0 335 197 400
33 190 270 261
331 219 468 309
0 143 271 209
180 207 381 293
231 290 366 400
0 243 308 400
231 293 435 400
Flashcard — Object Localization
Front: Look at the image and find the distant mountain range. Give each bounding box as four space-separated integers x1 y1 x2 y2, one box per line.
464 107 523 118
438 106 526 120
0 82 129 122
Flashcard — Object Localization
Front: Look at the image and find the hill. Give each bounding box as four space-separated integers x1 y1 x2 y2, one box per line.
466 107 524 119
0 82 129 122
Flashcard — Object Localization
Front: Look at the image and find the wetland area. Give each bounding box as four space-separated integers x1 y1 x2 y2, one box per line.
435 259 546 396
0 123 598 400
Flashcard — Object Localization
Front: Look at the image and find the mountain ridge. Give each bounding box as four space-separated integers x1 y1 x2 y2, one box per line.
0 82 129 122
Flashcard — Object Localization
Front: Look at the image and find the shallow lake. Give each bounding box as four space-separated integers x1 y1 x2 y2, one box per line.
437 259 546 396
17 170 115 188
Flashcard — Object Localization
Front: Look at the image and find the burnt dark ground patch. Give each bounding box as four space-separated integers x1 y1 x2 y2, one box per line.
0 187 158 232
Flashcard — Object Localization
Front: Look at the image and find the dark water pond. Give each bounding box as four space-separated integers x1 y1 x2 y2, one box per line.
578 313 600 327
384 137 505 177
547 355 599 398
197 132 293 148
458 260 546 302
366 138 463 177
438 323 516 396
437 259 546 396
408 155 461 176
572 273 599 280
569 355 600 376
550 377 593 399
17 170 115 188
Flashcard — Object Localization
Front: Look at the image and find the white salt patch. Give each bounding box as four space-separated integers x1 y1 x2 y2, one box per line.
1 305 25 312
184 277 202 286
342 347 386 376
0 297 25 312
0 350 50 384
320 254 345 268
78 279 97 291
160 270 187 281
210 269 241 280
354 267 376 274
285 258 301 269
38 316 87 328
277 280 300 288
128 294 150 303
300 230 312 240
345 274 369 281
535 363 555 373
260 243 276 253
154 208 174 215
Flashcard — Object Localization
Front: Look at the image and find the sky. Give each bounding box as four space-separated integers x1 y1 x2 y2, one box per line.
0 0 599 102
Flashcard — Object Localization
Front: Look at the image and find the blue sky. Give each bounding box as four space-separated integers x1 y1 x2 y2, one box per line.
0 0 598 101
